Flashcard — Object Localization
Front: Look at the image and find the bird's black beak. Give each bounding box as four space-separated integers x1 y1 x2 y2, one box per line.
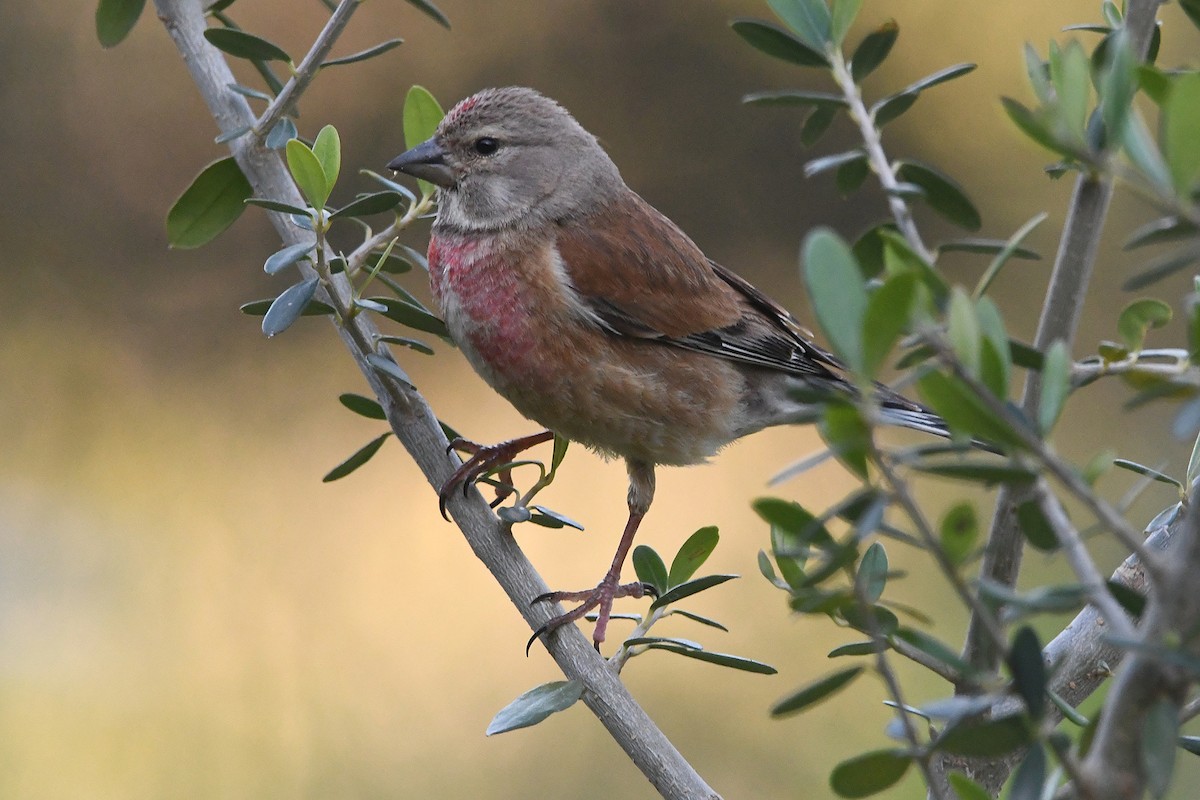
387 137 455 188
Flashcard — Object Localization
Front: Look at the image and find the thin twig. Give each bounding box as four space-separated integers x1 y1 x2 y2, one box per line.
828 50 933 263
1030 478 1136 639
874 450 1009 658
254 0 362 139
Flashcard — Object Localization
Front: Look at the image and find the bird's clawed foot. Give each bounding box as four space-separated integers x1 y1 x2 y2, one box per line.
526 578 658 655
438 430 555 519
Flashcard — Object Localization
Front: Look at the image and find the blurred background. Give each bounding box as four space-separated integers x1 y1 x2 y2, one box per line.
2 0 1199 797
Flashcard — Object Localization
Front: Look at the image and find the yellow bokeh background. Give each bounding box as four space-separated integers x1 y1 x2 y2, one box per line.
2 1 1198 797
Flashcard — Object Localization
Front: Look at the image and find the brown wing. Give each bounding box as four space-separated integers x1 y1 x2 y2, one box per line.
555 191 847 383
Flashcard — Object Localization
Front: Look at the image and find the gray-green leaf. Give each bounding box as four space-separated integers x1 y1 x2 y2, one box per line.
485 680 583 736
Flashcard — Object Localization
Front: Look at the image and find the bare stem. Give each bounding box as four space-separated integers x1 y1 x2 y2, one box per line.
828 50 933 263
254 0 361 139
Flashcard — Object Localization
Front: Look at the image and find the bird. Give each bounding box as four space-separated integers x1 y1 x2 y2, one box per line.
386 86 955 653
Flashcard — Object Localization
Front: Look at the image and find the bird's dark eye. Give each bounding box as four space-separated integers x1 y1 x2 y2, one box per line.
473 137 500 155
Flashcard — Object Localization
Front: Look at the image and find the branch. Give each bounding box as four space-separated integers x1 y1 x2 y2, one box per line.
961 0 1165 675
254 0 361 139
153 2 719 797
1030 478 1137 640
932 497 1177 796
828 49 934 263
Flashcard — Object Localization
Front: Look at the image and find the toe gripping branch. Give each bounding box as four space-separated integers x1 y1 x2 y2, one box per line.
437 430 556 520
526 582 659 656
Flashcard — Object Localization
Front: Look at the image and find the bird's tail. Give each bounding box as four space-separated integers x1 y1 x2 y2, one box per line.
876 389 1001 455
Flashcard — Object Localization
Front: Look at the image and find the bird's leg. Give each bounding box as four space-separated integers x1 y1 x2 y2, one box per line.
527 460 657 654
439 429 555 519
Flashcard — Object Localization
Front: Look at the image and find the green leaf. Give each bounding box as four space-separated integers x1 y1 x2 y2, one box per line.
1117 298 1172 351
649 574 738 611
339 393 386 420
805 150 867 179
265 117 297 150
1122 246 1200 292
1014 498 1059 552
1007 626 1046 720
312 125 341 190
1099 29 1135 144
896 161 981 231
668 526 720 587
830 749 911 798
730 19 829 67
856 542 887 603
643 644 776 674
802 105 838 146
263 241 315 274
1178 735 1200 756
330 191 405 219
370 297 450 337
771 666 864 717
893 627 974 678
203 27 291 62
1182 0 1200 32
632 545 669 595
1143 698 1179 798
830 0 862 46
742 89 846 107
1121 111 1173 194
485 680 583 736
1165 74 1200 197
972 213 1049 299
1009 744 1047 800
803 228 867 371
942 238 1040 260
244 197 309 215
767 0 832 52
850 20 898 83
322 432 391 482
96 0 145 48
1107 582 1146 624
321 38 403 68
904 62 976 94
1038 340 1071 434
529 505 584 531
828 641 882 657
403 0 451 29
946 287 982 376
840 603 899 635
240 298 333 317
939 502 978 565
262 277 320 337
837 157 870 194
862 272 916 377
1124 217 1198 250
820 403 870 480
286 139 330 210
915 461 1034 486
872 92 919 127
947 773 991 800
975 297 1011 399
917 371 1024 451
1001 97 1077 157
404 85 447 197
166 157 252 249
669 609 729 631
753 497 833 547
934 713 1031 756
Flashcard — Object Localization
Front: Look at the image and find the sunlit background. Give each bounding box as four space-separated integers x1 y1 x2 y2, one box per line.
3 0 1199 797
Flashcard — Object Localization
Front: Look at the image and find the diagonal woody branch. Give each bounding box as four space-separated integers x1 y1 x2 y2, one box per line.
152 1 718 797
